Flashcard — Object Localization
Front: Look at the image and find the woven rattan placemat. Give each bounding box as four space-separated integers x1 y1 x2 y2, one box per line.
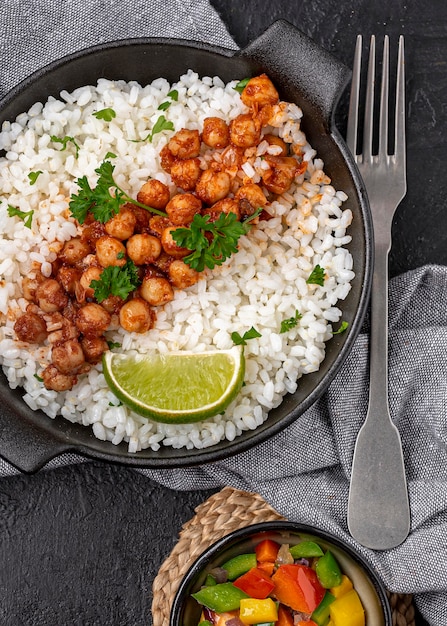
152 486 415 626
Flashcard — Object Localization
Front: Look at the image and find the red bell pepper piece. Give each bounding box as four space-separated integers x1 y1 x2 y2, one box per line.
257 560 275 576
297 621 318 626
233 567 275 599
272 564 325 613
255 538 280 563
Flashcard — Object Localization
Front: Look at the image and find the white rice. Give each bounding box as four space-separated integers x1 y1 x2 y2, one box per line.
0 70 355 453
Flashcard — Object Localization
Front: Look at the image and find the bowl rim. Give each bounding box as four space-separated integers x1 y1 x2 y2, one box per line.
170 520 392 625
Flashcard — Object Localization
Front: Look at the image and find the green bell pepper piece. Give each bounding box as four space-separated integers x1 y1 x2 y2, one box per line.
204 573 217 586
315 551 343 588
198 621 213 626
311 591 336 626
192 582 249 612
221 553 257 580
289 540 324 559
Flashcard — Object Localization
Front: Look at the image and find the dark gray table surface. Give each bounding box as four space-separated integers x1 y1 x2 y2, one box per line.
1 0 446 624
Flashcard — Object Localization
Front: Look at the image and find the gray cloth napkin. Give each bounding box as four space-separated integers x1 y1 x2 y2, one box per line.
1 3 446 625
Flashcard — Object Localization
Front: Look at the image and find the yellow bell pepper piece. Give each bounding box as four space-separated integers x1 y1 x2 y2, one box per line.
329 589 365 626
330 574 353 598
239 598 278 625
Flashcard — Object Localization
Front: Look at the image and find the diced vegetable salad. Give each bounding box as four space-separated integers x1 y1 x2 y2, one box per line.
192 538 365 626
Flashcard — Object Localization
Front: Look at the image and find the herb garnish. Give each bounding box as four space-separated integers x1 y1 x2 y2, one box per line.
93 108 116 122
50 135 80 158
131 114 175 143
306 264 325 286
231 326 262 346
172 209 261 272
107 340 122 350
69 160 168 224
158 89 179 111
7 205 34 229
90 260 140 302
28 171 43 185
332 320 349 335
280 310 302 334
234 77 250 93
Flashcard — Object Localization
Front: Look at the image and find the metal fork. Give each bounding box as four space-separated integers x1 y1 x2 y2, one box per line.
346 35 410 549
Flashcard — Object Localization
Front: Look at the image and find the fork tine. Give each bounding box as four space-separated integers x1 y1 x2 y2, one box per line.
378 36 390 158
363 35 376 160
346 34 362 156
394 35 406 162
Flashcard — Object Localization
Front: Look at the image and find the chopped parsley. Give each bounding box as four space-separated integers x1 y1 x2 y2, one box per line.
280 310 302 334
7 204 34 229
90 260 140 302
172 209 261 272
332 320 349 335
157 89 179 111
234 77 250 93
50 134 80 158
107 340 122 350
231 326 262 346
69 160 168 224
131 114 174 143
93 107 116 122
28 170 43 185
306 264 326 286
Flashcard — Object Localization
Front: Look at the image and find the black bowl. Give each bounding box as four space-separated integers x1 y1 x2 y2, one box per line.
170 521 391 626
0 20 372 472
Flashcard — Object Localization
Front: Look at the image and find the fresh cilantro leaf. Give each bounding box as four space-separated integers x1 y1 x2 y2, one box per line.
172 209 261 272
280 310 302 334
149 115 174 140
231 326 262 346
69 160 168 224
93 108 116 122
332 320 349 335
28 170 43 185
157 101 171 111
306 264 325 286
51 134 80 158
233 77 250 93
104 151 117 159
167 89 178 101
7 204 34 229
90 260 140 302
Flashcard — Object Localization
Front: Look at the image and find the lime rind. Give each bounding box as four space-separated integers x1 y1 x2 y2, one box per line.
102 346 245 424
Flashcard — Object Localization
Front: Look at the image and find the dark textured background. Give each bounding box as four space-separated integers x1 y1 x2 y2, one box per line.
1 0 446 624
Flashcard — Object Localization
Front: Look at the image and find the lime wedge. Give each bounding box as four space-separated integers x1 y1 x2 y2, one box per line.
102 346 245 423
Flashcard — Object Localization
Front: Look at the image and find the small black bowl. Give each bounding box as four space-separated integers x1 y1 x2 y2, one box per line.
170 521 392 626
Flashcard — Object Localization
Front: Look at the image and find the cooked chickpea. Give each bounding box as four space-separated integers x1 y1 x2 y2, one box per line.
119 298 155 333
57 266 82 296
35 278 68 313
240 73 279 108
160 226 190 258
202 117 230 148
168 259 201 289
195 169 231 205
22 276 40 301
149 215 171 237
14 312 48 343
235 182 268 218
261 155 302 195
126 233 162 265
95 236 127 268
51 338 85 375
140 275 174 306
59 238 91 265
203 197 240 221
168 128 201 159
165 193 202 226
80 336 109 364
137 179 170 209
264 133 288 156
229 113 261 149
104 206 137 240
159 145 177 173
170 158 201 191
42 364 77 391
79 266 103 299
100 295 125 315
75 303 111 336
